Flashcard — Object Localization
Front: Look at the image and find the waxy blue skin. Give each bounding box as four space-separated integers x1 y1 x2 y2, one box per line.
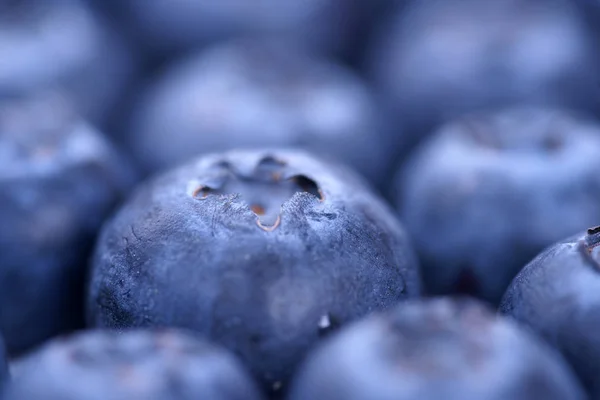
500 228 600 397
289 297 585 400
87 149 421 392
125 40 393 189
396 107 600 304
3 329 264 400
0 0 136 126
0 94 136 355
367 0 600 156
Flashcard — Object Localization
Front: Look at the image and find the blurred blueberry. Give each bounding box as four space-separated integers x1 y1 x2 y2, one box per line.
367 0 600 156
500 227 600 397
125 39 393 189
575 0 600 41
94 0 368 60
3 329 264 400
0 0 137 127
289 297 585 400
87 148 421 392
396 107 600 304
0 92 136 355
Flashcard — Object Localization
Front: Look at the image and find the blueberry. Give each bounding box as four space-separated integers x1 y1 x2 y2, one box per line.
87 149 420 391
0 0 136 126
0 93 136 355
289 297 585 400
395 107 600 304
125 40 393 189
3 329 264 400
500 227 600 396
367 0 600 155
95 0 365 59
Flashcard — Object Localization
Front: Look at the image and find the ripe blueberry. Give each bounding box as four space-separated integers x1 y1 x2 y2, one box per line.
125 40 393 189
289 297 585 400
94 0 364 58
0 0 136 126
500 227 600 396
3 329 264 400
367 0 600 155
87 149 421 392
396 107 600 304
0 93 136 355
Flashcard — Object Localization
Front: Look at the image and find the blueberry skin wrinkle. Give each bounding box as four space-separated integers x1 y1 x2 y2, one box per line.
125 39 392 188
87 149 421 391
0 93 136 355
396 106 600 304
500 227 600 397
2 329 264 400
288 297 586 400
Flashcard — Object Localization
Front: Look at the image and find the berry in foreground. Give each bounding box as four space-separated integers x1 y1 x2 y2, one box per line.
87 149 420 391
3 329 264 400
500 227 600 397
289 297 585 400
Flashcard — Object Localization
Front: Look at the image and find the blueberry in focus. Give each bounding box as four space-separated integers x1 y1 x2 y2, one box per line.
289 297 585 400
125 40 393 189
500 227 600 396
0 0 136 126
96 0 364 59
3 329 264 400
396 107 600 304
367 0 600 155
87 149 421 391
0 93 136 355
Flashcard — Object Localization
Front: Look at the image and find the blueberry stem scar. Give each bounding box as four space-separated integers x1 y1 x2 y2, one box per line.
192 185 211 199
578 229 600 270
256 214 281 232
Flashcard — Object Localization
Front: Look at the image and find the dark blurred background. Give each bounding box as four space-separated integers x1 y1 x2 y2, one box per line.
2 0 598 191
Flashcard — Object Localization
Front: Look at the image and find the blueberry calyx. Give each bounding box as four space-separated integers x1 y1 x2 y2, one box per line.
577 226 600 270
190 156 323 231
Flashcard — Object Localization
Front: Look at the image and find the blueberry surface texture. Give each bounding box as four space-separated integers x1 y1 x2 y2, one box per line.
97 0 364 58
0 93 136 355
367 0 600 154
288 297 585 400
87 148 420 392
396 107 600 304
126 39 392 188
0 0 136 126
500 227 600 396
2 329 264 400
